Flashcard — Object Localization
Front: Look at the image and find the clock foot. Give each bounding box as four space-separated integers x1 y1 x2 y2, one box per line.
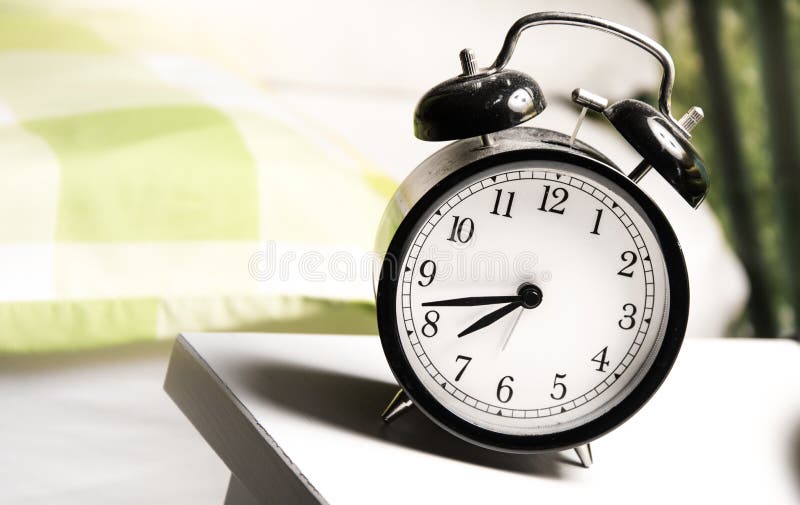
381 389 414 423
574 443 593 468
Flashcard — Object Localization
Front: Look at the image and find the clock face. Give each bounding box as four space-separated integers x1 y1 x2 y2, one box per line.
388 160 675 440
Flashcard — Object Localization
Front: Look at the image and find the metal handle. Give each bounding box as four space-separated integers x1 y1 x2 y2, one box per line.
485 11 682 132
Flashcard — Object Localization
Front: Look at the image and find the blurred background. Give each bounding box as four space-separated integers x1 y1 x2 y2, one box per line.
652 0 800 339
0 0 797 503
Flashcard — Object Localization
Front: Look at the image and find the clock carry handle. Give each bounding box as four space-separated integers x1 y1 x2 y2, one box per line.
487 11 681 132
487 11 709 208
413 11 710 208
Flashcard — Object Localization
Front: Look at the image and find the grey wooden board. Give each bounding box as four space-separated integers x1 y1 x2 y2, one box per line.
165 335 323 505
164 333 800 505
224 476 259 505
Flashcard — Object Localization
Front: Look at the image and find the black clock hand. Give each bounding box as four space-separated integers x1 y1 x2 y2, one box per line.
422 295 522 307
458 301 523 338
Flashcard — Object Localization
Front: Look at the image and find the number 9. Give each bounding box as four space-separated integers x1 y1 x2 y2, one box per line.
417 260 437 287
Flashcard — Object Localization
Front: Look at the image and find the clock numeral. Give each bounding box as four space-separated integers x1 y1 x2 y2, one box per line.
417 260 437 287
421 310 440 337
496 375 514 403
538 185 569 214
591 346 610 372
454 355 472 381
490 189 515 218
446 216 475 243
550 373 567 400
617 251 638 277
590 208 603 235
618 303 637 330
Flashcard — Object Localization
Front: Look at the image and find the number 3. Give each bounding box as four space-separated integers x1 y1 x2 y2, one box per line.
618 303 637 330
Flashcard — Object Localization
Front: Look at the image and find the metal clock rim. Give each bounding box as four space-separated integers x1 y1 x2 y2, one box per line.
376 146 689 453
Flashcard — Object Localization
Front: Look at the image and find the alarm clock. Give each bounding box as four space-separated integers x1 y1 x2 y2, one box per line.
373 11 709 467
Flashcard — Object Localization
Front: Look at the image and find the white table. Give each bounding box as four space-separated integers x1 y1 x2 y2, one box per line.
164 333 800 504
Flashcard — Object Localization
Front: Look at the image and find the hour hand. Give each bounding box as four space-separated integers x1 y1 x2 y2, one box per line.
458 302 523 337
422 295 522 307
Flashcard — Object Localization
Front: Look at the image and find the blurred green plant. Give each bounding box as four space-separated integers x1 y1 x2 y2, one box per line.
647 0 800 337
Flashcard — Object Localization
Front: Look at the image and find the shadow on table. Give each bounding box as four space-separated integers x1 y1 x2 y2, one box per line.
238 359 573 479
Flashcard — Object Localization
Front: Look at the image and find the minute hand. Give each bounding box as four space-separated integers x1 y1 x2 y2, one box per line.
458 302 523 338
422 295 522 307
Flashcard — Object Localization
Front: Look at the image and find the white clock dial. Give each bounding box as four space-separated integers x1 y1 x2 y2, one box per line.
394 161 670 436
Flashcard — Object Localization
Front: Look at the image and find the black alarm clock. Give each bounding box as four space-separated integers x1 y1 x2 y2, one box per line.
373 11 709 467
